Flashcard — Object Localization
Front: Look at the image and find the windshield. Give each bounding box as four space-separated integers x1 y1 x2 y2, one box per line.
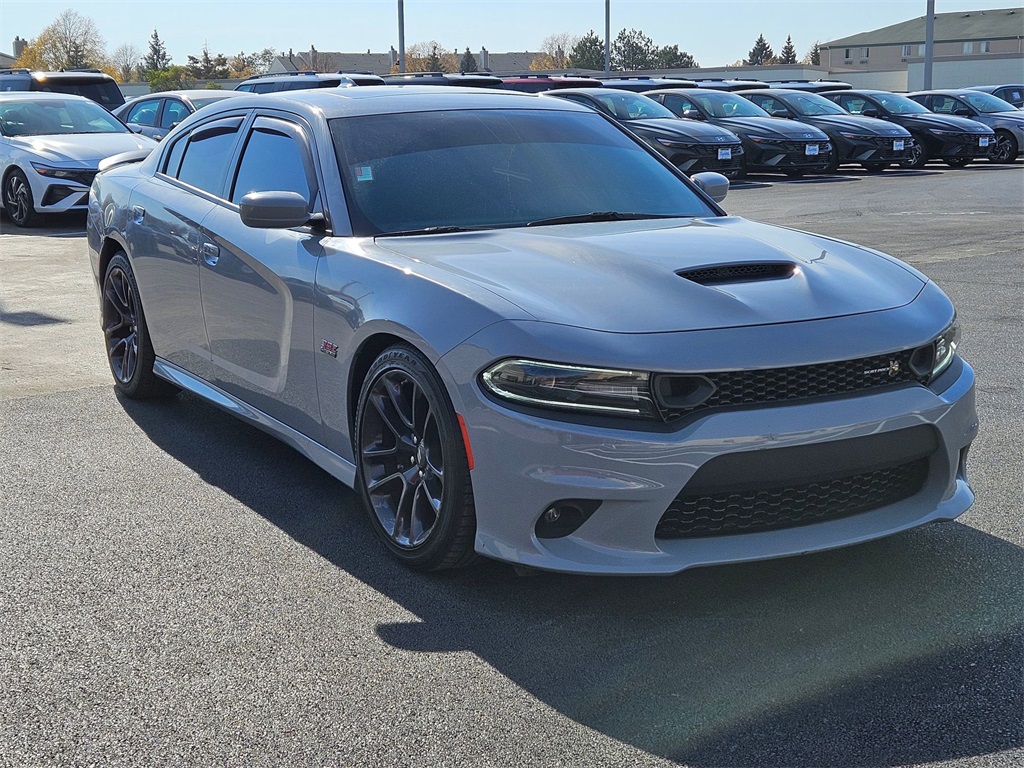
592 92 677 120
691 92 770 119
0 98 129 136
959 91 1017 113
331 108 716 236
192 95 234 109
786 92 848 117
873 93 930 114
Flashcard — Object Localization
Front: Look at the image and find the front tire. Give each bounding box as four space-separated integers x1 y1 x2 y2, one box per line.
3 169 39 228
990 131 1018 164
101 252 176 399
899 140 928 169
355 345 477 571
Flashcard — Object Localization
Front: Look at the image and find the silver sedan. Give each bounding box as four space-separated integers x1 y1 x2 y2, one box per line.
87 88 976 575
908 89 1024 163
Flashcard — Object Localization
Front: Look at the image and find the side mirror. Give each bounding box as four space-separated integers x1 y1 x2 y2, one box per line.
772 109 791 118
691 171 729 203
128 124 144 134
862 108 880 118
681 108 705 120
953 108 972 117
238 190 310 229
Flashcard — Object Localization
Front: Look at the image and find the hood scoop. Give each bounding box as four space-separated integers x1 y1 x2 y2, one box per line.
677 262 796 286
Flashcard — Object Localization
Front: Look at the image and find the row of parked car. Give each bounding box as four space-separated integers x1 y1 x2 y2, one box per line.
125 70 1024 176
0 66 1021 227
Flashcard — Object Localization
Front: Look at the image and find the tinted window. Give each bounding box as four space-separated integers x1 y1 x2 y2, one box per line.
331 109 716 236
745 94 785 114
176 119 241 195
163 134 187 176
33 79 124 109
662 95 699 115
592 93 676 120
691 92 769 118
787 93 847 116
873 93 930 114
960 91 1016 113
126 99 161 126
161 99 190 128
837 95 870 114
231 121 312 203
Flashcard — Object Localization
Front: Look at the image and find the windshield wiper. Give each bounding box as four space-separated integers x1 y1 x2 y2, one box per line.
375 225 481 238
525 211 686 227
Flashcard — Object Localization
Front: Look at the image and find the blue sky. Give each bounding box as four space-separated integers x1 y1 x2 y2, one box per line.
0 1 1012 68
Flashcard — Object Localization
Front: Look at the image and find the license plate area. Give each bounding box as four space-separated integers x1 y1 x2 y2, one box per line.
805 144 819 156
893 140 905 151
718 148 732 160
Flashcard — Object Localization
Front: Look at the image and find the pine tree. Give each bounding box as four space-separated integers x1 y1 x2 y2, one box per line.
611 28 656 71
778 35 797 65
425 45 445 73
746 34 774 66
804 41 821 66
459 47 478 73
654 45 698 70
567 30 604 71
143 28 171 73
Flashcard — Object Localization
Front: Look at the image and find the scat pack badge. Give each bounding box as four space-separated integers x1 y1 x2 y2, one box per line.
320 339 339 358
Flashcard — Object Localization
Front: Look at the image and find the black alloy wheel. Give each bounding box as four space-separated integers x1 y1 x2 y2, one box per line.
3 169 38 227
944 157 971 168
101 253 176 399
990 131 1018 164
355 345 476 571
899 140 928 169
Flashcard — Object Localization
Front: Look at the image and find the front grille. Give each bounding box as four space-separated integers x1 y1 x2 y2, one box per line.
778 140 826 153
656 457 929 538
694 142 743 158
654 349 926 420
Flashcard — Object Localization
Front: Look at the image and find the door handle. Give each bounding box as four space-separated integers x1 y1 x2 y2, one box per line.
131 205 145 223
201 242 220 266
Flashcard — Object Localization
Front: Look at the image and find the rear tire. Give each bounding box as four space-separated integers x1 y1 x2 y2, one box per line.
355 345 477 571
101 252 177 399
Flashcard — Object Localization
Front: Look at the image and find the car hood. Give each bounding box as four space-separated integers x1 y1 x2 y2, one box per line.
712 116 829 140
629 118 740 143
375 217 926 333
5 133 156 166
797 114 910 136
896 113 993 133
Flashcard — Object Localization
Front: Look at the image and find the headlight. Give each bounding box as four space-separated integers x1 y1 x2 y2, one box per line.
929 129 959 136
481 359 658 418
838 131 872 139
655 138 692 148
30 163 92 179
910 320 960 381
746 135 776 143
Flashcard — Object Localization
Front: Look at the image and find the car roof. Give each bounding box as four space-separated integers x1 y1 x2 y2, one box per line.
123 90 246 102
196 85 581 119
0 90 97 102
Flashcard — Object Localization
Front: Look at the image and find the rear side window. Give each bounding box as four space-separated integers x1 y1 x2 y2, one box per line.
126 98 161 126
174 118 243 196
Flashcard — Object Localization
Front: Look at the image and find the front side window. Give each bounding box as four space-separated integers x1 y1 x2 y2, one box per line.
126 99 161 126
692 92 769 119
175 118 242 195
231 119 313 203
837 95 870 114
745 94 786 115
331 108 716 236
592 93 676 121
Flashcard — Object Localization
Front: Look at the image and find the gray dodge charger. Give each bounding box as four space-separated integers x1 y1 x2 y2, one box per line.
87 87 977 575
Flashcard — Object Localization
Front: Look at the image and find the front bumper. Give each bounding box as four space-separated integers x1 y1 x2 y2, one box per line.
441 323 977 575
834 134 914 164
925 132 994 160
743 139 834 172
662 142 745 175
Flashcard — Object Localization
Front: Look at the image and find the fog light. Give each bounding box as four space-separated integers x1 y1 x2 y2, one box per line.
535 500 601 539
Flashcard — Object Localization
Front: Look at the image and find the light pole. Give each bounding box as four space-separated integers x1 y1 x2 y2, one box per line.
398 0 406 73
604 0 611 75
923 0 935 89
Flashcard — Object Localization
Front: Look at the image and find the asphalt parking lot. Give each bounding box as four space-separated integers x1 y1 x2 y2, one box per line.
1 164 1022 767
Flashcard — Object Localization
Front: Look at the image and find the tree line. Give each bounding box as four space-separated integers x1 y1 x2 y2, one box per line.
14 10 276 91
14 10 824 92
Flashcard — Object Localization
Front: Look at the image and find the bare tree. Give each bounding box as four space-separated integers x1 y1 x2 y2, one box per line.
539 32 579 69
404 41 457 73
110 43 142 83
26 9 108 70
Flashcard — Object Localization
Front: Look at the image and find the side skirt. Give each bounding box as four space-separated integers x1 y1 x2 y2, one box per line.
153 358 357 487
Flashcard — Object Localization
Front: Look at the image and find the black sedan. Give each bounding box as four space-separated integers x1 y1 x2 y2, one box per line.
540 89 744 176
113 90 246 141
821 90 995 169
740 89 913 172
648 88 833 177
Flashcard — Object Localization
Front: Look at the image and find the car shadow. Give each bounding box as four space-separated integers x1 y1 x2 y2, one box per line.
0 210 87 236
120 390 1023 767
